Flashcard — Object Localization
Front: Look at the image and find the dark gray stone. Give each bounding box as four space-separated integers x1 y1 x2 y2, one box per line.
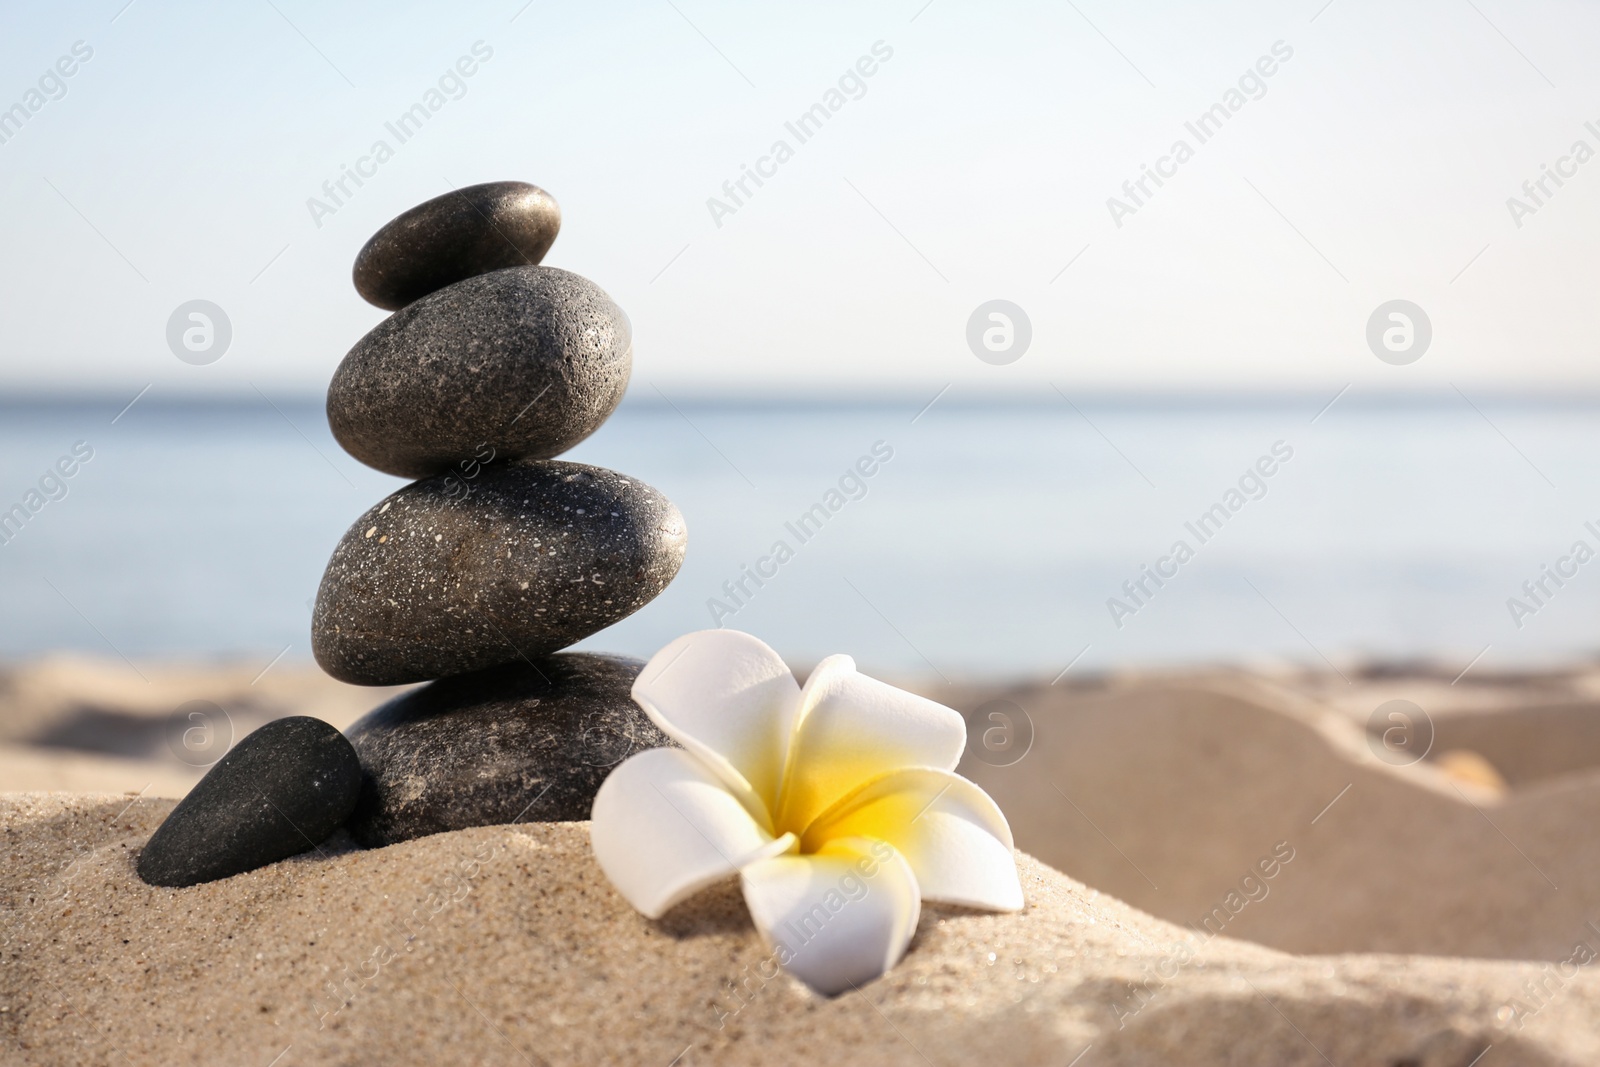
352 181 561 311
343 654 671 847
327 266 631 479
137 717 362 887
311 459 687 686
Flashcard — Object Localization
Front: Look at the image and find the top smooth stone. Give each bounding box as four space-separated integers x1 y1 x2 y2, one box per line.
353 181 561 310
328 266 631 479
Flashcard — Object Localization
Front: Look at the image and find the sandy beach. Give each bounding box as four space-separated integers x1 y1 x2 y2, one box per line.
4 658 1600 1064
7 0 1596 1058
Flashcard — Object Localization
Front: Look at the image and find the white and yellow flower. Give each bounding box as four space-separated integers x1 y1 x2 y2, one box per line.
590 630 1023 995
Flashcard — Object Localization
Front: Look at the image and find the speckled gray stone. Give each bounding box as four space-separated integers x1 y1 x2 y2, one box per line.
311 459 687 686
327 266 631 479
343 653 671 847
352 181 561 311
137 717 362 887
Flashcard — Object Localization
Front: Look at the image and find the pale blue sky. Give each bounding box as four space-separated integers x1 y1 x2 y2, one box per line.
2 0 1597 397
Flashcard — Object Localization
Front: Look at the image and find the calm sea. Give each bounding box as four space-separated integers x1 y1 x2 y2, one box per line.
1 391 1597 679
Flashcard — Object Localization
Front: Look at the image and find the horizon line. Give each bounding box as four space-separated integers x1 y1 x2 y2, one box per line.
7 383 1600 409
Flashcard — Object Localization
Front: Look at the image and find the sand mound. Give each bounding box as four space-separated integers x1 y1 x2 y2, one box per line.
1282 665 1600 788
0 655 404 755
2 793 1592 1066
957 678 1600 960
0 657 407 796
0 745 198 798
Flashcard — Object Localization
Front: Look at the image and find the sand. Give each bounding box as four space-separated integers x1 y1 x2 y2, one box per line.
956 673 1600 961
0 655 407 796
4 792 1596 1066
5 659 1600 1063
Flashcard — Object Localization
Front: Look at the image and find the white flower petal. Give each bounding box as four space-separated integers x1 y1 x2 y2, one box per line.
776 657 967 833
590 747 792 919
804 768 1023 912
631 630 801 816
740 836 921 996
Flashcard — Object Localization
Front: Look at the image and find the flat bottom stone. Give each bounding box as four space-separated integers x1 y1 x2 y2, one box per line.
343 653 671 847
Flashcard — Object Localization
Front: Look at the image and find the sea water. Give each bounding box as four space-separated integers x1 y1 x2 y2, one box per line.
0 391 1596 679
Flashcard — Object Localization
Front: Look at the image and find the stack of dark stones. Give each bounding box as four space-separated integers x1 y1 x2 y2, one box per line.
319 181 685 847
137 183 684 887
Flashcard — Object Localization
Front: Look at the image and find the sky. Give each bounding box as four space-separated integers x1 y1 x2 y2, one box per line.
2 0 1598 398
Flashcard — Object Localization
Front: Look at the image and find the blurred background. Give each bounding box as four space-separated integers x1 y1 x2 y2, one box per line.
2 0 1598 682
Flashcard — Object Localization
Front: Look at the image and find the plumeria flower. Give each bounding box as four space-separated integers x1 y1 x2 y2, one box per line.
590 630 1023 995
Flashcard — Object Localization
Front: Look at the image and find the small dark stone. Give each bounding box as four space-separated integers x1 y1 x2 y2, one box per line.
343 654 672 847
311 459 687 686
352 181 561 311
136 717 361 888
327 265 631 479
